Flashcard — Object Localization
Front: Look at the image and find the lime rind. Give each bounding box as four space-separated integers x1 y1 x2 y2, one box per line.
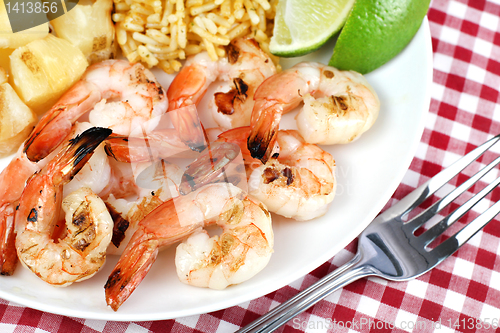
329 0 431 74
270 0 356 57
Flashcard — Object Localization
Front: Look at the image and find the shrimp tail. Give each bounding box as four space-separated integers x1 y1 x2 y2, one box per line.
0 155 40 275
0 207 17 275
23 109 71 163
167 65 207 112
104 233 159 311
179 142 240 195
51 127 112 184
24 81 101 162
167 67 209 152
67 127 113 171
247 102 281 163
104 135 138 163
104 197 204 310
104 134 172 163
169 107 207 153
104 130 202 163
218 126 252 152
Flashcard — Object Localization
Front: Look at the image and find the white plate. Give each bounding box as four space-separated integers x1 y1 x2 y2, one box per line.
0 18 433 321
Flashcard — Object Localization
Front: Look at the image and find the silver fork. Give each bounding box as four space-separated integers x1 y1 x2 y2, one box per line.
237 134 500 333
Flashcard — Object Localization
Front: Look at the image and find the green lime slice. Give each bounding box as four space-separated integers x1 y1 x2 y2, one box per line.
329 0 431 74
269 0 355 57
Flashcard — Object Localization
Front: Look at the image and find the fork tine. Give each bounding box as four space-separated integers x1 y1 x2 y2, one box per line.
382 134 500 220
418 173 500 247
430 188 500 264
405 155 500 232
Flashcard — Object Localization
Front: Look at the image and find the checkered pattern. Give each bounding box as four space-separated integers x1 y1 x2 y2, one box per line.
2 0 500 332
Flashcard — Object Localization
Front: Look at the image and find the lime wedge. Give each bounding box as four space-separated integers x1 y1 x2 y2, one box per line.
269 0 355 57
329 0 431 74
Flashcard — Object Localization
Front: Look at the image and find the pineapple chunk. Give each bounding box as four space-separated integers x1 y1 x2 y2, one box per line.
0 48 13 74
0 0 49 49
0 75 37 157
51 0 116 64
0 65 6 83
9 34 88 114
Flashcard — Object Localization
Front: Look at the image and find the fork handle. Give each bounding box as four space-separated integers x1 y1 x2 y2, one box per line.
237 253 374 333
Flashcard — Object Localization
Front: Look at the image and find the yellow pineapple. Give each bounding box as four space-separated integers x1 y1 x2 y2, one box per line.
0 48 13 73
51 0 116 64
0 63 6 83
9 34 88 114
0 67 37 157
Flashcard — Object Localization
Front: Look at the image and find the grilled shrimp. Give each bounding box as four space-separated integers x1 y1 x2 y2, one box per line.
248 130 336 221
247 62 380 163
24 59 168 162
15 127 113 286
182 127 336 221
0 149 39 275
2 59 167 272
104 183 272 311
0 125 82 275
166 37 276 149
175 192 273 290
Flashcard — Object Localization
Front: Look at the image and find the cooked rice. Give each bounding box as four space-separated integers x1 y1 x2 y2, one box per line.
113 0 280 74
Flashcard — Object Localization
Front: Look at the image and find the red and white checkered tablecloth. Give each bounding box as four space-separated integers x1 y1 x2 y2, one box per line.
2 0 500 332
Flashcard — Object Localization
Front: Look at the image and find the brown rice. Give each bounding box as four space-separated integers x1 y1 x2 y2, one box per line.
113 0 280 74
